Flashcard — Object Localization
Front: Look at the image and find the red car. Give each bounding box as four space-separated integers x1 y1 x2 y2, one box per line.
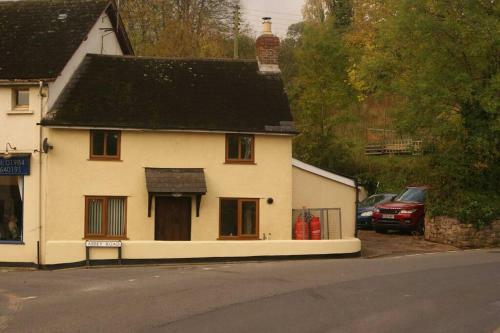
372 186 427 234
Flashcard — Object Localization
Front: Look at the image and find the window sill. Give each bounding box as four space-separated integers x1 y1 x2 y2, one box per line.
87 158 123 162
83 237 128 240
217 236 260 241
7 109 34 115
224 161 256 165
0 240 25 245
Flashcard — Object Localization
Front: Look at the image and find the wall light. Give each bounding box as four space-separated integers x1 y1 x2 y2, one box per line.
3 142 17 159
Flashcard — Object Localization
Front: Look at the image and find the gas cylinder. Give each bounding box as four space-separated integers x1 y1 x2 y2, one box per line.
294 216 309 240
310 216 321 240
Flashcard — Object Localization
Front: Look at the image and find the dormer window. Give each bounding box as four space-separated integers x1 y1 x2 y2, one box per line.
13 88 29 109
225 134 254 164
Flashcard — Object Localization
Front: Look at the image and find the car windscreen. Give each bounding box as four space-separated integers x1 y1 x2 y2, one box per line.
395 188 425 203
360 195 387 207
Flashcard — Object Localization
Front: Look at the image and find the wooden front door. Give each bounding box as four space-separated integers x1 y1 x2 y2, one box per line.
155 197 191 241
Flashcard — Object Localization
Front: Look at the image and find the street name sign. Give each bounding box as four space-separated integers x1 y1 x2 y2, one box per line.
85 240 122 248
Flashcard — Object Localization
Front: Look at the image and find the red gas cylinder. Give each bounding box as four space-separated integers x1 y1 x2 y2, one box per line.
310 216 321 240
294 216 310 240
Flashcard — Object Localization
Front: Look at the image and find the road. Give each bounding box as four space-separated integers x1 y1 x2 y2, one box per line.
1 249 499 333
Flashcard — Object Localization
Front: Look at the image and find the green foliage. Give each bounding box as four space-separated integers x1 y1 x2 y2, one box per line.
359 0 500 222
428 191 499 229
282 0 499 225
282 16 361 176
120 0 255 59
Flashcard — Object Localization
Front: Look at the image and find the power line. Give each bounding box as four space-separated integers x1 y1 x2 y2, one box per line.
243 7 303 18
243 14 301 24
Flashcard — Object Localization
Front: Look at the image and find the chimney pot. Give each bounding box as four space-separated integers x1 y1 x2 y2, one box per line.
262 17 272 34
256 17 280 73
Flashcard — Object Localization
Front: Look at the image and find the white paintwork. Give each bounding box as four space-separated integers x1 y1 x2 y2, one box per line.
48 11 124 108
292 158 356 188
257 61 281 73
45 239 361 265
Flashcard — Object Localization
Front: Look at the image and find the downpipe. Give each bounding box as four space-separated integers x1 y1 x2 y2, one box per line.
37 80 46 268
355 179 359 238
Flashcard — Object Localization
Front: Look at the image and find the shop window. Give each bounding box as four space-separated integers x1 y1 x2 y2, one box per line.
90 130 121 160
12 88 29 109
225 134 254 163
0 176 23 242
219 198 259 239
85 197 127 239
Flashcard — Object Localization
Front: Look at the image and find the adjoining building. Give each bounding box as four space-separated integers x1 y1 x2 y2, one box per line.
292 159 360 240
0 0 361 267
0 0 132 265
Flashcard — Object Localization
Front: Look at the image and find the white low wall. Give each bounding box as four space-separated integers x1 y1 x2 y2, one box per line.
44 239 361 265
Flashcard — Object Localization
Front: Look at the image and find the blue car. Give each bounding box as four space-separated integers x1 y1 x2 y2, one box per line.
357 193 397 229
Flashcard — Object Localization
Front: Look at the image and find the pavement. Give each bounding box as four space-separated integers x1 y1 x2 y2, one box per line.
1 249 499 332
358 230 459 258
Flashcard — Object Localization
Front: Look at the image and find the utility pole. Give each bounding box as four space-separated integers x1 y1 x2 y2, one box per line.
233 2 240 59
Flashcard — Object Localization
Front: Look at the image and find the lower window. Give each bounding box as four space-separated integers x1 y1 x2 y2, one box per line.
85 196 127 239
0 176 23 242
219 198 259 239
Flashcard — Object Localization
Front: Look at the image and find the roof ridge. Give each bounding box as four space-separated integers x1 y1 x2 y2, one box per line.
85 53 258 63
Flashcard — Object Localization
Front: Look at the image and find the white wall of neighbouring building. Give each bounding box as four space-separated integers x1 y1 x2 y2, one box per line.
48 12 124 108
292 159 357 239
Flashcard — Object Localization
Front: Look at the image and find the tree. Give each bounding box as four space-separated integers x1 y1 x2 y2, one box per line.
120 0 255 58
303 0 353 28
286 19 360 175
358 0 499 220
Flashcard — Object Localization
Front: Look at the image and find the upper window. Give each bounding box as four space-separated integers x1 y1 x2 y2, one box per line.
13 89 29 109
225 134 254 163
85 196 127 239
219 198 259 239
90 130 121 160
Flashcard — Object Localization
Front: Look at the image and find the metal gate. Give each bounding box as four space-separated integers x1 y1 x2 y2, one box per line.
292 208 342 240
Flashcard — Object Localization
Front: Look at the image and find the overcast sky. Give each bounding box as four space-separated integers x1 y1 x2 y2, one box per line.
240 0 305 37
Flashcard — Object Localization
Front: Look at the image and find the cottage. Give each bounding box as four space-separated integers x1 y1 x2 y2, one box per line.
1 0 360 267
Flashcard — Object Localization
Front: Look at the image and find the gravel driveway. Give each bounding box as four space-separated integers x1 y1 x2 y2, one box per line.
359 230 459 258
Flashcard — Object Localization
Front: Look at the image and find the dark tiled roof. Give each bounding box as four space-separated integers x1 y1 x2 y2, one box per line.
43 54 295 134
0 0 133 80
145 168 207 194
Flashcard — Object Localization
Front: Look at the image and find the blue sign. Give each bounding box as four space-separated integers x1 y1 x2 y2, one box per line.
0 156 30 176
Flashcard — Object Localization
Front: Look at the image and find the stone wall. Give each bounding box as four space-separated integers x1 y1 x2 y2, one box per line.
425 216 500 248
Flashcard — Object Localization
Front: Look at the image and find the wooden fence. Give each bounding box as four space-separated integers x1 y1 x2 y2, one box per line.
365 139 423 155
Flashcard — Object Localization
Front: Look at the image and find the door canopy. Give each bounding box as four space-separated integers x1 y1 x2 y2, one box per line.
145 168 207 217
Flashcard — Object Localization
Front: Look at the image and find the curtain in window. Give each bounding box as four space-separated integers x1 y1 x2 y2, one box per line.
241 136 252 160
242 201 256 235
107 198 125 236
17 176 23 201
88 199 103 235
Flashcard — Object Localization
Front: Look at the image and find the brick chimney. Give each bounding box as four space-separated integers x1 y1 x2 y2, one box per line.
256 17 280 73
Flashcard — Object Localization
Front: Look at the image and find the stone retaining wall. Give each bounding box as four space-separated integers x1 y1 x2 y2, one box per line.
425 216 500 248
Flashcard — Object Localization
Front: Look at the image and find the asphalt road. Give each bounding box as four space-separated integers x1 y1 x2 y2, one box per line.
1 250 499 333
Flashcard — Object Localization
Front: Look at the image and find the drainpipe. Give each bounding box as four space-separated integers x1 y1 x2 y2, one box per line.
37 80 45 267
354 179 359 238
